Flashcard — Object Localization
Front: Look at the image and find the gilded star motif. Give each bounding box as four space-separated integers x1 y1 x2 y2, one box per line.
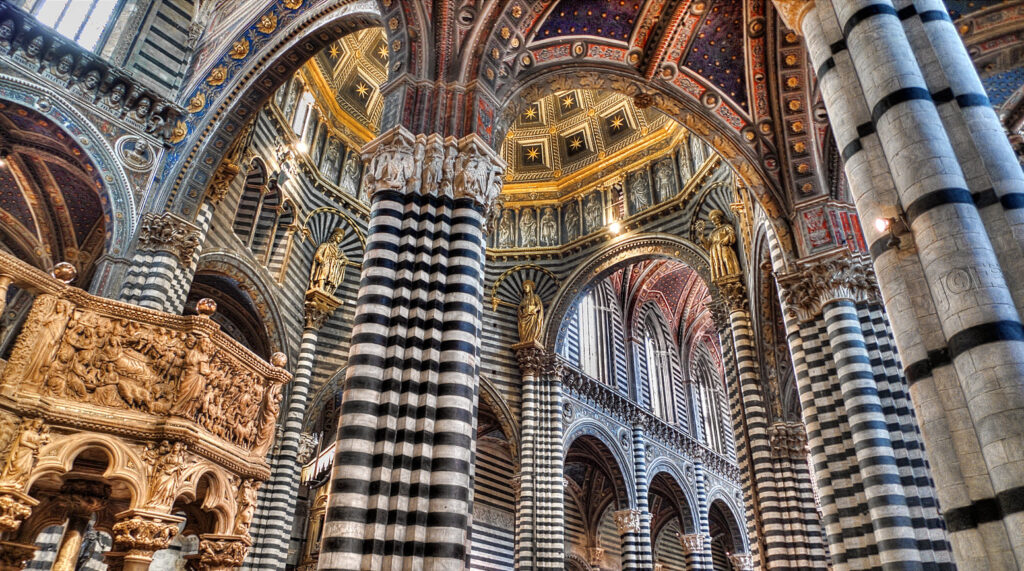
525 147 540 161
523 106 538 120
328 45 340 58
562 94 575 109
609 115 625 130
377 44 389 60
568 137 583 150
355 82 370 98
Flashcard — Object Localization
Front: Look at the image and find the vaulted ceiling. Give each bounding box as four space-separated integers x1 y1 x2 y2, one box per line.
0 100 105 276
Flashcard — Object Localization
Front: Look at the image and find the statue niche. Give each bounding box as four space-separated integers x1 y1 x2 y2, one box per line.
516 280 544 346
696 209 742 284
309 228 351 297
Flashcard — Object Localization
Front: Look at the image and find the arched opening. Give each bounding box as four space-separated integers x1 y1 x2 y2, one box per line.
184 271 272 359
563 434 631 570
708 499 744 571
648 470 697 570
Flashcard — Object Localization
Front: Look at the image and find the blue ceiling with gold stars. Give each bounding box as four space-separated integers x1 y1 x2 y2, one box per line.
535 0 641 42
682 1 747 110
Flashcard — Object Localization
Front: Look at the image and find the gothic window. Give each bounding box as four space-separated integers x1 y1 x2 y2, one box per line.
641 308 684 425
233 158 291 265
692 337 730 455
292 91 315 136
24 0 120 50
563 281 628 393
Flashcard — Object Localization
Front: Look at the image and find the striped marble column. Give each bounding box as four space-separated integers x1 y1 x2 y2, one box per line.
119 207 207 313
245 294 340 570
613 508 645 571
629 427 655 569
514 347 566 570
783 0 1024 566
692 462 714 571
317 128 503 570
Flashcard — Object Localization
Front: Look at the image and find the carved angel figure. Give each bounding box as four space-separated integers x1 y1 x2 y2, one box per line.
233 479 260 536
0 419 50 490
144 441 190 509
517 280 544 345
172 335 215 417
309 229 348 296
696 209 741 283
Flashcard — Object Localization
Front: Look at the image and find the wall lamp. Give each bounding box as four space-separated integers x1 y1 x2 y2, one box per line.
874 213 912 249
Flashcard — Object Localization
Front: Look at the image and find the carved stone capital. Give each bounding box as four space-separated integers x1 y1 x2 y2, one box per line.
778 254 877 322
729 552 754 571
0 489 37 534
303 290 343 330
586 546 605 566
510 474 522 501
455 134 506 214
772 0 815 33
514 344 548 376
187 534 251 570
58 479 111 516
769 422 808 460
136 212 201 264
110 510 184 555
707 299 731 333
612 509 643 534
678 533 706 554
360 126 418 201
716 277 748 312
207 159 241 205
296 433 319 465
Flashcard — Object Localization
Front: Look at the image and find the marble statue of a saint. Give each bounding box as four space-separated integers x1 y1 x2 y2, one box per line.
696 209 741 283
565 202 580 241
540 207 558 246
520 209 537 247
309 228 348 296
517 280 544 345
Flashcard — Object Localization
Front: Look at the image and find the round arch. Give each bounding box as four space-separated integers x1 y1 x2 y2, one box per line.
645 459 700 534
479 374 521 462
706 488 749 551
563 419 637 507
0 74 136 258
194 249 290 357
542 232 712 351
159 0 390 218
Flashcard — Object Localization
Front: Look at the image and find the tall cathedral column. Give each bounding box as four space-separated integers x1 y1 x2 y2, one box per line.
627 426 654 569
781 0 1024 566
513 346 565 570
245 291 339 570
318 127 503 570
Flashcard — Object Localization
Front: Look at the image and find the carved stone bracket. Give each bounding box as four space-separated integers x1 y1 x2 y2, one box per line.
612 509 643 535
186 534 251 570
585 545 605 566
778 254 878 322
729 552 755 571
769 422 808 460
678 533 707 554
136 213 202 264
303 290 343 330
0 488 37 534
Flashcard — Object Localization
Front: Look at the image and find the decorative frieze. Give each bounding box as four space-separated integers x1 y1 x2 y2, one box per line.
778 254 878 322
136 212 202 264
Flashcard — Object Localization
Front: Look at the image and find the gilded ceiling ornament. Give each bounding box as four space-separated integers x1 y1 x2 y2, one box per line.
186 92 206 114
229 38 249 60
283 0 303 9
256 12 277 34
389 17 399 30
511 4 522 18
207 66 227 86
169 120 188 144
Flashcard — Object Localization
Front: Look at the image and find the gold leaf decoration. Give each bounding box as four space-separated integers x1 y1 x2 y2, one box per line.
186 92 206 114
256 13 277 34
207 66 228 86
229 38 250 60
169 121 188 144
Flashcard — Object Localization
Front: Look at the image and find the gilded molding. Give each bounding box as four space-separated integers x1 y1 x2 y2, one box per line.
777 255 878 322
136 212 202 264
772 0 815 33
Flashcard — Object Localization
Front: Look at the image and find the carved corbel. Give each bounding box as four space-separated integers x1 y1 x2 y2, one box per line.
729 552 755 571
303 289 342 330
769 422 808 460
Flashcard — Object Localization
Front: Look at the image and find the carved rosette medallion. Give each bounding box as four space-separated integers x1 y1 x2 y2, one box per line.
136 212 201 264
678 533 706 554
769 422 808 460
612 508 642 534
778 255 878 322
729 552 755 571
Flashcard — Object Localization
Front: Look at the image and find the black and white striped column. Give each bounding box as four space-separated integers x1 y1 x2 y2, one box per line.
120 206 210 313
513 347 565 570
613 508 645 570
629 427 655 569
318 128 503 570
246 296 339 570
691 462 713 571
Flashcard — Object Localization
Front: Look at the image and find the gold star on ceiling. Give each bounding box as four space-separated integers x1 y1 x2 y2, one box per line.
377 44 389 59
525 147 540 161
328 45 340 58
562 94 575 108
609 115 625 130
523 106 538 120
355 82 370 98
569 137 583 150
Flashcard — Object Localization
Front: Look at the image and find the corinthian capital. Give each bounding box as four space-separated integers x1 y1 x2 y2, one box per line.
778 254 877 322
613 509 642 534
716 277 748 313
361 126 418 200
136 212 201 264
455 134 506 215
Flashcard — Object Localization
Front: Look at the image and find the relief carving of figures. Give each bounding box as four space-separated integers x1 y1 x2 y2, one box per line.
3 294 73 385
252 383 282 455
564 201 580 241
584 193 602 232
677 146 692 181
192 357 264 448
517 280 544 345
695 209 741 284
540 207 558 246
321 140 341 181
653 159 675 202
628 171 651 213
197 537 249 567
136 212 201 264
362 129 416 198
44 311 178 414
0 419 49 490
232 479 260 537
497 209 515 248
339 150 361 196
171 335 215 417
143 441 192 509
309 229 349 296
454 141 503 209
519 208 537 247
